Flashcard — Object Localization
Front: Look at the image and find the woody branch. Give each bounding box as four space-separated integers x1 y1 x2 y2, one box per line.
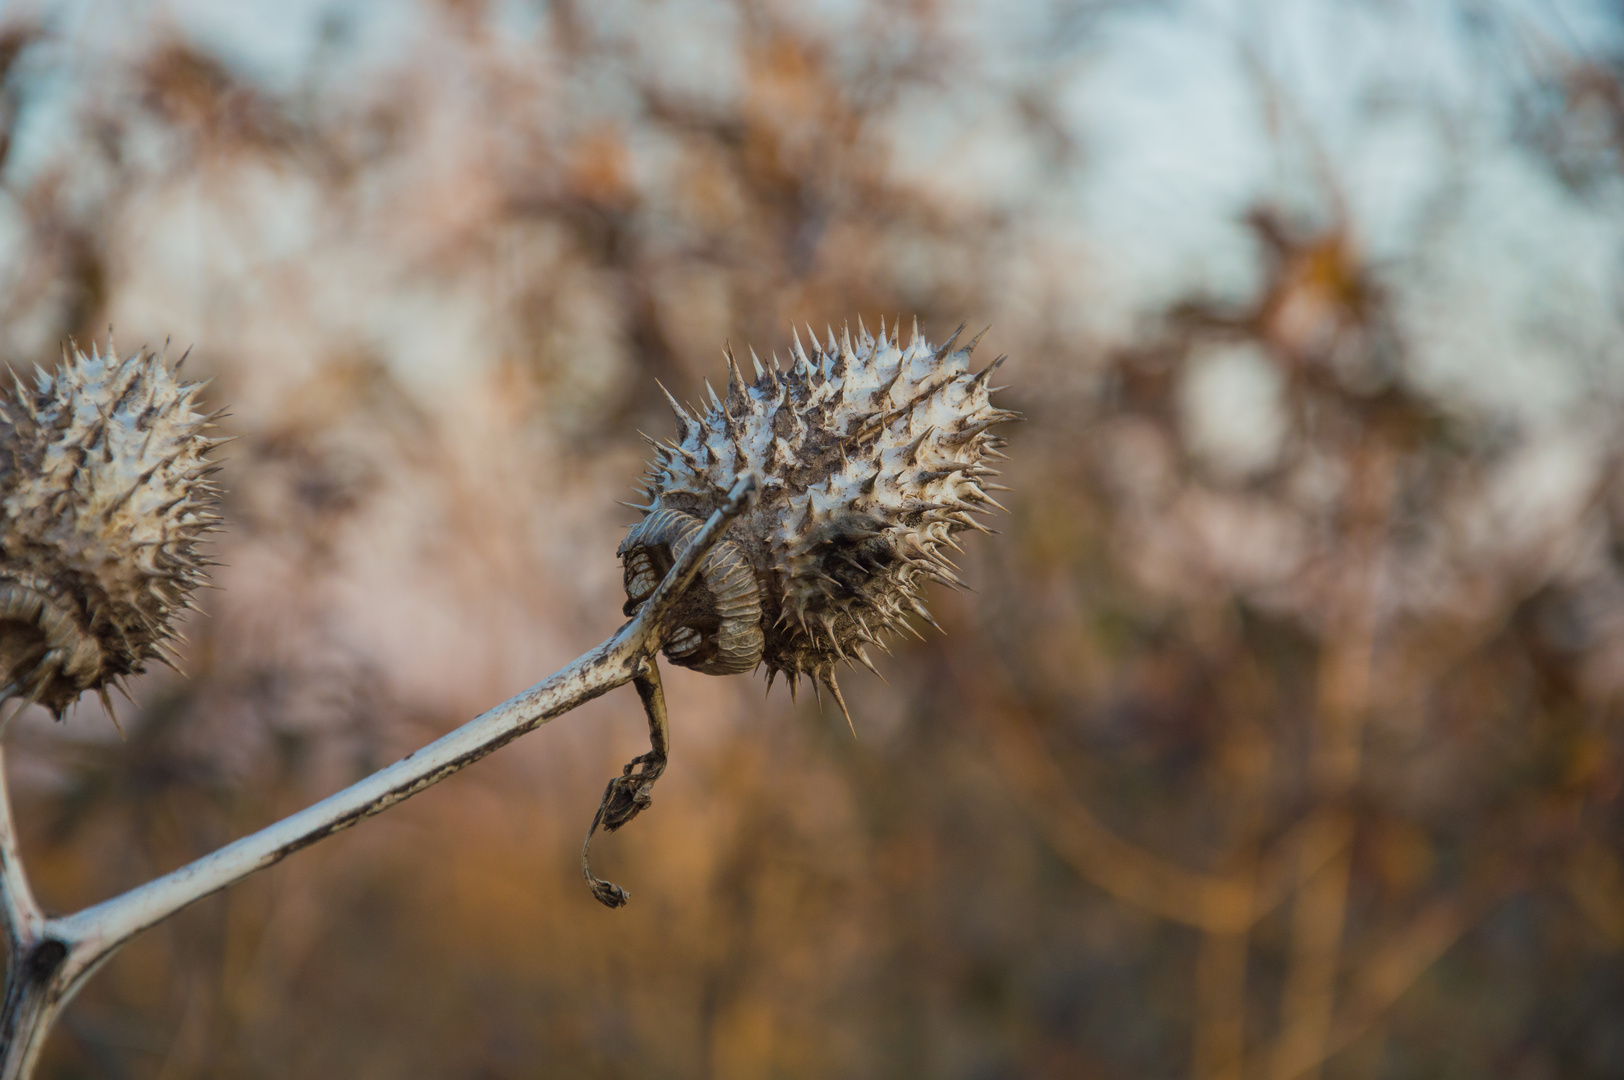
0 472 758 1080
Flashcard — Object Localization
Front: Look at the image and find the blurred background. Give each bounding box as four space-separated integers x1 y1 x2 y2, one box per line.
0 0 1621 1076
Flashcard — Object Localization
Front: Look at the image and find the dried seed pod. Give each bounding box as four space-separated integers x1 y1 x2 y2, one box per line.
619 508 763 675
623 317 1017 722
0 341 225 720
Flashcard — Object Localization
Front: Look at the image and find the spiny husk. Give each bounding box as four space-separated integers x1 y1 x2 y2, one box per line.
622 317 1017 722
0 341 225 720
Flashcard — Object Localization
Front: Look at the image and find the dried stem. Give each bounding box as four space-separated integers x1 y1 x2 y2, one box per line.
581 658 671 908
0 747 42 951
0 472 758 1078
0 743 54 1079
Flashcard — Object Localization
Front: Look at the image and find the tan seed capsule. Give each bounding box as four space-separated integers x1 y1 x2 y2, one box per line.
0 341 224 721
621 318 1017 724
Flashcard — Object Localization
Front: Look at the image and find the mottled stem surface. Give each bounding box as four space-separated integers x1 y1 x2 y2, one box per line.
0 473 758 1078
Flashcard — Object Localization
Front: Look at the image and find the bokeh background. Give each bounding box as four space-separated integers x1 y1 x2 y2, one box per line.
0 0 1622 1076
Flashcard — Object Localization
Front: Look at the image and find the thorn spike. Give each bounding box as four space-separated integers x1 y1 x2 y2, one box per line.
825 673 857 738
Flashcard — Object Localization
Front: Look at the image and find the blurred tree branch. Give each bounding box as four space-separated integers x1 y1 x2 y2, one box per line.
987 708 1345 934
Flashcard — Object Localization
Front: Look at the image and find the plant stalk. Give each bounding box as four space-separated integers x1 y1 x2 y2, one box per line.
0 473 758 1076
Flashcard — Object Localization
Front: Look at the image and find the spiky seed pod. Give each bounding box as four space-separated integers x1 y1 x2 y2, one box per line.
621 317 1018 721
0 341 224 720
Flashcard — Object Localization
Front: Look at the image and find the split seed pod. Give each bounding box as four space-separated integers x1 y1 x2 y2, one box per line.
0 341 224 720
621 317 1017 723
